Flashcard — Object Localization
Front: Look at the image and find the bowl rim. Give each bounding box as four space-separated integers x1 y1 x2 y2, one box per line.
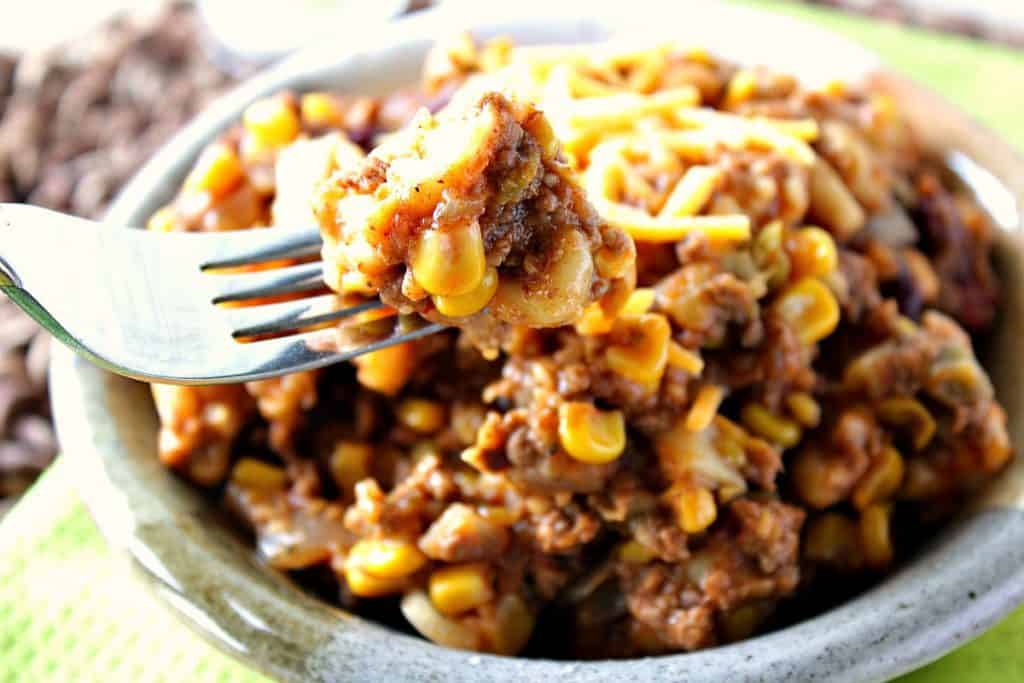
50 2 1024 682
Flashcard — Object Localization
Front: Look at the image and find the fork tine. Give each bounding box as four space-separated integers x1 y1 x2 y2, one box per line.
240 321 448 380
227 296 387 339
199 226 322 271
209 261 326 304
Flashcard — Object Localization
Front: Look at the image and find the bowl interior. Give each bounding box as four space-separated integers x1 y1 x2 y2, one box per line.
50 3 1024 683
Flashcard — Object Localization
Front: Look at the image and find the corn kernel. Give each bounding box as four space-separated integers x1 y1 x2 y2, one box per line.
184 142 244 199
804 512 863 570
605 313 671 388
429 563 494 616
617 539 656 564
742 403 802 448
243 96 300 148
147 206 178 232
410 221 486 297
673 485 717 534
348 538 427 579
788 226 838 279
575 301 617 336
300 92 345 128
433 266 498 317
724 69 758 106
480 36 513 72
344 563 407 598
772 277 840 345
667 341 704 375
329 441 373 492
355 341 417 396
558 402 627 464
685 46 712 65
852 446 904 510
822 79 847 98
785 392 821 428
620 288 656 316
397 398 447 434
859 503 893 569
877 397 936 450
685 384 725 432
230 458 287 490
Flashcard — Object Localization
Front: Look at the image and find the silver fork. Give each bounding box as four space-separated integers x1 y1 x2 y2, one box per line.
0 204 446 385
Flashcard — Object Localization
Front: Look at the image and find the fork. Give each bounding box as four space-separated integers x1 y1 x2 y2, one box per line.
0 204 446 385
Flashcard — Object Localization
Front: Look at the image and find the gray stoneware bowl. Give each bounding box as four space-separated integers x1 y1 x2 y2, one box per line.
49 2 1024 681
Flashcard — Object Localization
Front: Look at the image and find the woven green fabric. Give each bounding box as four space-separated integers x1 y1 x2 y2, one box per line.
1 5 1022 682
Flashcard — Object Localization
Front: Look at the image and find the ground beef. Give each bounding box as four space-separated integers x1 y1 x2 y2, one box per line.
527 503 602 554
911 171 999 330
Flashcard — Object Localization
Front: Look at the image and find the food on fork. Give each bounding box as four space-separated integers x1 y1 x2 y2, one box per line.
313 90 635 341
145 33 1010 658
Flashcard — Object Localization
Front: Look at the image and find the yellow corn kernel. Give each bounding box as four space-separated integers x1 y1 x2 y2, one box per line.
397 398 447 434
183 142 244 199
329 441 373 492
617 539 656 564
433 266 498 317
410 221 486 296
344 563 407 598
859 503 893 569
724 69 757 106
605 313 671 388
300 92 344 128
147 206 178 232
354 341 417 396
491 594 535 656
348 538 427 580
429 563 494 616
742 402 802 448
822 79 847 98
685 384 725 432
852 446 905 510
788 226 838 279
667 341 704 375
772 277 840 345
620 288 656 316
685 45 712 64
480 36 513 72
673 485 717 534
785 392 821 428
243 96 300 148
876 397 936 451
803 512 862 570
575 301 617 336
230 458 287 491
558 402 627 464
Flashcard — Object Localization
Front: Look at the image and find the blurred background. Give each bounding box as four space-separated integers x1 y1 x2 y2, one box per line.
0 0 1020 513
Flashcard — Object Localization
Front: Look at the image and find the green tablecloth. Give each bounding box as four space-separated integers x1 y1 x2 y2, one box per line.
2 3 1022 681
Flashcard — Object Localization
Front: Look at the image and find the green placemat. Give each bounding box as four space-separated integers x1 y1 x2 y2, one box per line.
1 4 1022 682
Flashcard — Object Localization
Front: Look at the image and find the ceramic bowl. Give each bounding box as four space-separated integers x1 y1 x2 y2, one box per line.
49 2 1024 681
